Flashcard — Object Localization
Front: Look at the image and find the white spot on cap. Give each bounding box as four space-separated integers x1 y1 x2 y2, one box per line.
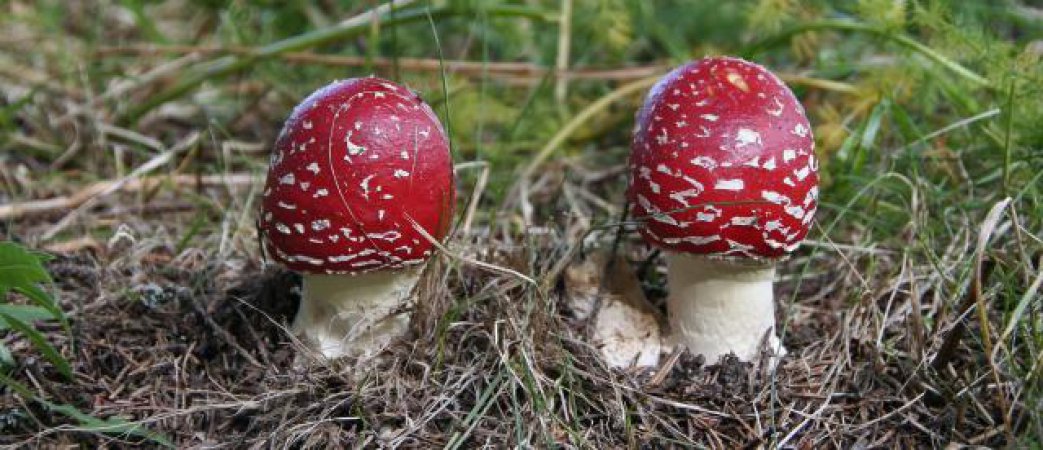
345 132 366 156
311 219 330 231
726 239 754 252
662 234 721 246
785 204 805 220
691 156 717 170
715 179 745 191
328 254 358 263
695 205 722 222
669 188 702 207
277 201 297 210
393 169 410 178
767 97 784 117
638 166 652 180
656 128 669 144
351 259 383 268
303 120 313 130
792 123 809 137
730 216 757 227
735 128 762 148
762 157 777 171
306 162 320 174
794 166 811 181
286 254 324 265
700 114 719 122
804 187 819 206
366 230 402 242
293 223 305 234
761 190 789 205
360 174 376 200
314 188 329 198
783 149 797 162
764 219 785 232
279 173 295 185
275 223 292 234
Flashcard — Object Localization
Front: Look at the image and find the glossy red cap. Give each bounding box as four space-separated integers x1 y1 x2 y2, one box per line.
628 57 818 260
261 77 454 274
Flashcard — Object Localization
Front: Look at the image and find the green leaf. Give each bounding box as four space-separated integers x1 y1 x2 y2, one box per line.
0 342 13 369
43 401 174 447
15 284 69 334
0 372 173 447
0 304 55 330
0 242 53 298
0 313 72 380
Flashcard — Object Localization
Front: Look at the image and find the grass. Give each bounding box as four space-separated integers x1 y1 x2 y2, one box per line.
1 0 1042 447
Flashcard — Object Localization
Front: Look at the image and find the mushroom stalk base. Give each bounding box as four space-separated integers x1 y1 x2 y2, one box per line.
294 267 421 360
666 253 785 364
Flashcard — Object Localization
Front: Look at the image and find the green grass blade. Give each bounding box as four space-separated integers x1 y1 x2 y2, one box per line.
0 304 55 330
0 372 172 447
0 313 72 380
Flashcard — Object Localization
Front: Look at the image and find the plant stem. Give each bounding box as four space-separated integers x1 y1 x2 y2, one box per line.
742 19 993 90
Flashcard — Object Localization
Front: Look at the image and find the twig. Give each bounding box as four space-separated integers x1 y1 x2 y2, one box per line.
95 46 667 81
0 173 260 221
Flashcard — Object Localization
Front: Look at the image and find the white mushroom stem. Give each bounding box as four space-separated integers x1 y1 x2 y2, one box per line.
666 253 786 364
293 266 421 360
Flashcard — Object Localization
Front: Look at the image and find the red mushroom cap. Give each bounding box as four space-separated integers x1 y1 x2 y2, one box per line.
628 57 818 260
261 77 454 274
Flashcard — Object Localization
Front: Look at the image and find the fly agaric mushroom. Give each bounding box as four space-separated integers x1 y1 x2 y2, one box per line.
260 77 454 359
628 57 818 364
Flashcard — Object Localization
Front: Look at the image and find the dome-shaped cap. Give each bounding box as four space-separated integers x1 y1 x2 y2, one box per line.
628 57 818 260
261 77 454 273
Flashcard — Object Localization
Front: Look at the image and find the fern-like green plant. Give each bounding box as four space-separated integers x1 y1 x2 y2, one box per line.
0 241 70 376
0 241 172 447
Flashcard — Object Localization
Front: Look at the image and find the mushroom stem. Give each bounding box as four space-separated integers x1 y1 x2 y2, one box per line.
293 266 421 359
666 253 785 364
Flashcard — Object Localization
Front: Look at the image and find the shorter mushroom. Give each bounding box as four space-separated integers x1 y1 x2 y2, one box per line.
628 57 818 364
565 249 662 368
260 77 455 359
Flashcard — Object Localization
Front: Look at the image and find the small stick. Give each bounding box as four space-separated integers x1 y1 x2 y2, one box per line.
95 44 668 81
0 173 261 221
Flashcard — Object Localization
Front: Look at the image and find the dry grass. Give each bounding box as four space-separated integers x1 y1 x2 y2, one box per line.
0 166 1033 448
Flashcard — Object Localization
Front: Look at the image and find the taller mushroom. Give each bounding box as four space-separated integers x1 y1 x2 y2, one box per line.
628 57 818 364
261 77 454 359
